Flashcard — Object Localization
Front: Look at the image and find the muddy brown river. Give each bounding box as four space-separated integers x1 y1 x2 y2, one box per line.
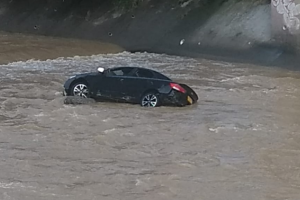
0 33 300 200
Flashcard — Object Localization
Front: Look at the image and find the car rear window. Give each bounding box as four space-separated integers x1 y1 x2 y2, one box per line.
135 69 154 78
154 72 171 80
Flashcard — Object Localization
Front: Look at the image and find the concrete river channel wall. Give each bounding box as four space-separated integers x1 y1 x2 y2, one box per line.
0 0 299 68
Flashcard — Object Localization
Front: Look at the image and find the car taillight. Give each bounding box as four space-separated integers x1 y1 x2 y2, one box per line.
170 83 186 93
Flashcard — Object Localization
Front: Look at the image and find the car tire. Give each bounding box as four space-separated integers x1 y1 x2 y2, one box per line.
70 82 90 98
140 92 160 107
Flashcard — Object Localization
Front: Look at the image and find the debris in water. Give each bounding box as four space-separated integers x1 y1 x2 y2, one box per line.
283 25 287 30
180 39 185 45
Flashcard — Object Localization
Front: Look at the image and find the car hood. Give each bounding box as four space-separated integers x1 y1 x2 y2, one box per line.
73 72 99 78
64 72 100 89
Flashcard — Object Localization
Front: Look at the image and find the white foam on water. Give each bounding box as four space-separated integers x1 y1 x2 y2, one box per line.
0 182 35 189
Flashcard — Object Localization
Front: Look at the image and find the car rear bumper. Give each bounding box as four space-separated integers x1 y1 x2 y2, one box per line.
162 90 197 106
179 84 198 101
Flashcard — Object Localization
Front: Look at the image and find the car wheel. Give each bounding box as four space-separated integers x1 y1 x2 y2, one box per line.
71 82 89 98
140 92 160 107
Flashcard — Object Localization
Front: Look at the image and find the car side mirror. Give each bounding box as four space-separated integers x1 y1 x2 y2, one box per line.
97 67 105 73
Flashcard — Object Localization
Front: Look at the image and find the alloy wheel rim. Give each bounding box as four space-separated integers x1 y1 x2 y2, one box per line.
142 94 158 107
73 84 89 98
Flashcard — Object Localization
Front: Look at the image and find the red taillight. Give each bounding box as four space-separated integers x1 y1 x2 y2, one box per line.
170 83 186 93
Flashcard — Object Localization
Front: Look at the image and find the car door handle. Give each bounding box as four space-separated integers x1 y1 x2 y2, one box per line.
120 79 124 81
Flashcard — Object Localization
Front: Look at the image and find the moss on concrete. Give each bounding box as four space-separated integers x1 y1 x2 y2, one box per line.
113 0 144 10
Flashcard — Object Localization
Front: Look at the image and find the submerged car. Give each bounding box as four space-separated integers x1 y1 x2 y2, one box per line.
63 66 198 107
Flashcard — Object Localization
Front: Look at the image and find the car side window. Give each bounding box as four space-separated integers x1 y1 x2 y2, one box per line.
112 69 125 76
135 69 154 78
108 68 132 76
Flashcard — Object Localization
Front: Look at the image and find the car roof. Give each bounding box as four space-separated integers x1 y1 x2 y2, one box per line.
110 66 149 71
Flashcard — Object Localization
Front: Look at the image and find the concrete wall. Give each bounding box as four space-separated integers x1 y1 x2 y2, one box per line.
0 0 298 68
271 0 300 52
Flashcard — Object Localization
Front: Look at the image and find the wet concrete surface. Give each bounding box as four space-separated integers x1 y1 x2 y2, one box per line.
0 34 300 200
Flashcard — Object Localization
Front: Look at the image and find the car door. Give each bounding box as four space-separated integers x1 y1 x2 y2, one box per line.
120 68 155 102
96 67 134 101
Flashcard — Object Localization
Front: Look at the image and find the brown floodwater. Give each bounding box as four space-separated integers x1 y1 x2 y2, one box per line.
0 32 300 200
0 31 124 64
